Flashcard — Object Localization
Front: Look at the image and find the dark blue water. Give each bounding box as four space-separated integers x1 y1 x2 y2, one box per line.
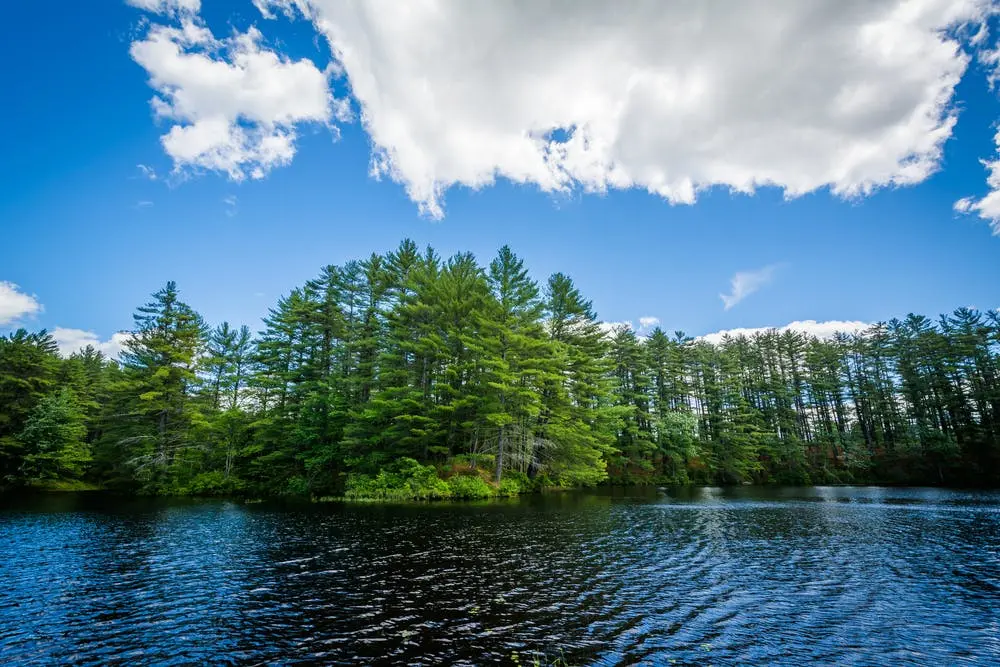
1 487 999 665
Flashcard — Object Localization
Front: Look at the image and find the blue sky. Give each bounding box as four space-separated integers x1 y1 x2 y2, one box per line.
2 0 999 355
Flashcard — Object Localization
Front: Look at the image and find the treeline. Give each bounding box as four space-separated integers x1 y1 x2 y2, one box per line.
1 240 998 496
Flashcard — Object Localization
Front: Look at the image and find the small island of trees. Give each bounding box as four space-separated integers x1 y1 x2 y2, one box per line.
2 241 998 499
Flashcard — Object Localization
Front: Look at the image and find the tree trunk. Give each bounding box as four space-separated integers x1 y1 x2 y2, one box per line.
495 426 505 484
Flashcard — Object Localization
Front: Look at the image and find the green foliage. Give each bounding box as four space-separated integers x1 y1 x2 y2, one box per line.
182 470 246 496
0 329 61 484
656 411 698 484
497 476 524 497
30 478 103 492
285 475 311 497
536 273 616 486
2 243 999 494
447 474 495 499
96 281 208 491
18 388 90 482
345 458 453 501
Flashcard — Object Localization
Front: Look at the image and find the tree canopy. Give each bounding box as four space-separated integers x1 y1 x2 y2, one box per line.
2 242 998 496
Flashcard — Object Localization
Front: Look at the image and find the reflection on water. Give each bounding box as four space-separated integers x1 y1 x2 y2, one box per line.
2 487 999 665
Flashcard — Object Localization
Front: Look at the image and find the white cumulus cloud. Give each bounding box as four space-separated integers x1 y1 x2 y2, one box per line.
720 264 781 310
0 282 42 326
52 328 132 360
638 316 660 330
700 319 872 345
130 12 345 182
253 0 990 218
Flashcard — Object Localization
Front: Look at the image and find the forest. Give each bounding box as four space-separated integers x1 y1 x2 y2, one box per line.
1 240 998 498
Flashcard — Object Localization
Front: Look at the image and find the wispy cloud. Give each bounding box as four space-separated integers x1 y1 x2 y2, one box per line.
136 164 158 181
126 0 200 15
134 200 154 210
720 264 782 310
953 45 1000 236
223 194 238 217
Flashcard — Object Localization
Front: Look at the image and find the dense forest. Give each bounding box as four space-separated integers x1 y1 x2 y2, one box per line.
1 241 998 498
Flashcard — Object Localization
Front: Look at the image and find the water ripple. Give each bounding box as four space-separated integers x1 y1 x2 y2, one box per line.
1 487 1000 665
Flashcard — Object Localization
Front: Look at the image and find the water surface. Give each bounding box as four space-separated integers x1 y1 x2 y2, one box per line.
2 486 999 665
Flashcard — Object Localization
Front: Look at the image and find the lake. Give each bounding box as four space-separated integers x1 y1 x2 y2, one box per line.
1 487 999 665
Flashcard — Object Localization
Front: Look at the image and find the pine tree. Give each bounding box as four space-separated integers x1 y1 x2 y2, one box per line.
478 246 551 482
18 388 91 483
0 329 60 484
539 273 615 485
4 240 995 495
608 325 656 480
102 281 207 491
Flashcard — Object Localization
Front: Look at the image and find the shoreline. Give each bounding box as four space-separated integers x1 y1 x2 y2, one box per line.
6 480 996 506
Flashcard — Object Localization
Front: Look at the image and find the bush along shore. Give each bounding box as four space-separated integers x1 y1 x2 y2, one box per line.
2 240 1000 499
341 457 526 502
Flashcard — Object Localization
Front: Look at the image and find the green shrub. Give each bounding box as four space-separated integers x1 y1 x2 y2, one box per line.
30 479 103 492
447 453 496 470
342 473 377 500
344 458 452 501
505 471 534 493
342 459 535 501
182 471 245 496
285 475 311 497
533 473 559 489
447 474 495 499
497 476 522 497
